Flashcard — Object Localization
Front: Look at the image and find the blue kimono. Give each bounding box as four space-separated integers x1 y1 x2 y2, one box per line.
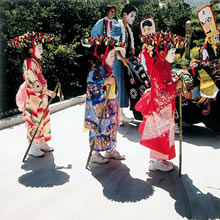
111 20 134 107
84 61 118 151
91 17 117 37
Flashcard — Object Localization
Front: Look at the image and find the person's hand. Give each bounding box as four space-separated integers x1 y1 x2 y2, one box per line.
122 57 130 67
104 75 115 85
131 48 135 56
176 79 183 94
51 92 56 98
148 45 154 51
45 89 56 98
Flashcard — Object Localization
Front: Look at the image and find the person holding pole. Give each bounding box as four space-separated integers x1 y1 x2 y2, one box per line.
8 32 56 158
81 36 126 164
135 32 187 171
111 4 137 125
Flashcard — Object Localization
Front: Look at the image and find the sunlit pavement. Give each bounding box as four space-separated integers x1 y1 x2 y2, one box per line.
0 103 220 220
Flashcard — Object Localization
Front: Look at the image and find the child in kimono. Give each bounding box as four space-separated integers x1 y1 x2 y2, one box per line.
9 32 55 158
135 32 187 171
82 36 126 164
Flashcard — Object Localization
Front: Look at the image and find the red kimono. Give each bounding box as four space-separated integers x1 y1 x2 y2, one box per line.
135 56 177 160
139 47 154 76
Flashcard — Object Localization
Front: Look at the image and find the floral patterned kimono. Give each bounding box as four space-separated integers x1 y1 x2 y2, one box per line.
23 57 51 144
139 46 154 76
135 57 177 160
84 61 118 152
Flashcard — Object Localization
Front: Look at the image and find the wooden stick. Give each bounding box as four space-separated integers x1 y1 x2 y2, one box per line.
22 82 61 162
179 92 183 176
85 84 112 169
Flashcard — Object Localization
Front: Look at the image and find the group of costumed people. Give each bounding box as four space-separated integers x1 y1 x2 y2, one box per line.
177 5 220 132
9 4 219 172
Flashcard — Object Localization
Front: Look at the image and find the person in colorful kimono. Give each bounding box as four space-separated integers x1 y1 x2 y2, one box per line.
111 4 137 125
91 5 117 37
135 32 187 171
180 5 220 128
177 5 220 131
8 32 56 158
81 36 126 164
139 21 180 134
198 5 219 97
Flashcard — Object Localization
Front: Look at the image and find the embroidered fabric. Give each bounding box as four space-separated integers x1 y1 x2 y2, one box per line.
135 57 177 159
141 104 174 141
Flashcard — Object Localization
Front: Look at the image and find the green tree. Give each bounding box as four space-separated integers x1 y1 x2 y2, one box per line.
191 2 219 47
0 0 194 117
0 0 125 116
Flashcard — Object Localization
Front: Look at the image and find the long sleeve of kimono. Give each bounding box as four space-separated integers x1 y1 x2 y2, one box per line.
155 72 177 98
24 70 45 95
111 24 121 41
91 19 104 37
201 49 220 89
167 82 177 97
87 68 106 105
23 59 46 97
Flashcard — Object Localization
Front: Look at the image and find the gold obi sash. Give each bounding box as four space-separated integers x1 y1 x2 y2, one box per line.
107 81 118 99
199 68 217 98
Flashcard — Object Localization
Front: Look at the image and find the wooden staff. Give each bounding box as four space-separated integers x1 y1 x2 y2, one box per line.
176 71 186 176
85 84 112 169
22 82 62 162
179 91 183 176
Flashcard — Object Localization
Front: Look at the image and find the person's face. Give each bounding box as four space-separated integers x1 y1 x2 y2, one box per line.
213 34 219 46
107 8 116 20
203 17 212 33
143 26 154 36
35 44 43 59
165 48 176 63
126 11 136 25
105 49 115 66
148 45 154 51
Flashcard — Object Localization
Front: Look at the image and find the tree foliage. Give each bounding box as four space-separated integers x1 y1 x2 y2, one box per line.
191 0 220 47
0 0 196 115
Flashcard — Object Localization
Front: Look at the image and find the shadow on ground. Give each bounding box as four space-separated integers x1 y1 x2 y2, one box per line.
89 159 153 203
147 167 220 220
175 125 220 149
118 121 140 143
18 153 71 188
119 121 220 150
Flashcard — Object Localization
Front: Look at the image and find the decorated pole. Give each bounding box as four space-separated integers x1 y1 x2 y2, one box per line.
85 84 112 169
185 20 192 60
22 82 62 162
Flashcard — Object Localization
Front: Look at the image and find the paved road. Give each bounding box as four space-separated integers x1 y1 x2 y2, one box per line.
0 103 220 220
